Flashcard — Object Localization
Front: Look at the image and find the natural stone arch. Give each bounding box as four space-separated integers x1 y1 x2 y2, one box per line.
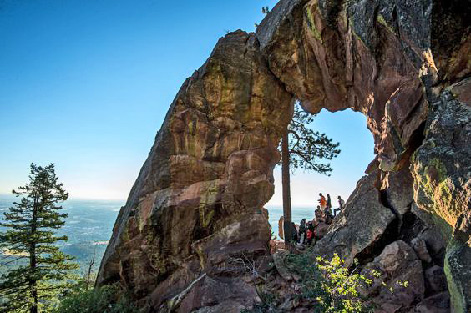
257 0 431 171
98 0 471 312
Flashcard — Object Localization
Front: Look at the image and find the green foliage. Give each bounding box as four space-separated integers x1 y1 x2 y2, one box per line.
315 255 371 312
54 284 140 313
285 252 373 313
0 164 79 312
282 102 341 175
243 252 377 313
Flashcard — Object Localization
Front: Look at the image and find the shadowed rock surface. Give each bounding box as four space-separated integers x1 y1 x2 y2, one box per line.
98 0 471 311
361 240 425 312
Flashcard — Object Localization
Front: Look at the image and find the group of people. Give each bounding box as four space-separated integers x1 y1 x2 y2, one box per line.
316 193 345 222
278 194 346 246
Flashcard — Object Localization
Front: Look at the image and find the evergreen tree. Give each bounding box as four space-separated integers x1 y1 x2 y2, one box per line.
0 164 78 313
280 103 341 243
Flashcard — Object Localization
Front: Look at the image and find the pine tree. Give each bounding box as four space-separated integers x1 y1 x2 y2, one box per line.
0 164 79 313
280 102 341 243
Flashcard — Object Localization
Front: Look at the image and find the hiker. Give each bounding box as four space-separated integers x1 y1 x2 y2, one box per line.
324 206 333 225
318 193 327 210
314 205 324 224
278 216 284 239
299 219 307 244
338 196 345 210
306 221 314 245
290 222 298 243
327 194 332 210
326 194 333 218
334 196 345 216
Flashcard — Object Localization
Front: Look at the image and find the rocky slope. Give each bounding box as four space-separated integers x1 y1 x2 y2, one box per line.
98 0 471 312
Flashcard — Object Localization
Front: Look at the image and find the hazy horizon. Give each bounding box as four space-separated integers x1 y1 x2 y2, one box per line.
0 194 344 209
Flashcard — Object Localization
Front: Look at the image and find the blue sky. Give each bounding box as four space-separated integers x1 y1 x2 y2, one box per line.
0 0 374 204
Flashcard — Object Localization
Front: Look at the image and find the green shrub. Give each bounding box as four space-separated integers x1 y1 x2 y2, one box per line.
54 284 140 313
285 252 373 313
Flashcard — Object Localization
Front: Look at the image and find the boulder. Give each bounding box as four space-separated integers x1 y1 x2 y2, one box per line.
444 213 471 313
412 92 471 236
272 251 293 281
425 265 447 294
363 241 425 312
410 292 450 313
313 222 329 240
411 238 433 263
382 166 415 215
313 170 396 266
174 276 258 313
417 226 447 265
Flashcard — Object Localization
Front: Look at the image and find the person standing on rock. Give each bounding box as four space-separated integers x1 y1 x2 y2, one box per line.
290 222 298 243
324 206 333 224
299 219 307 244
334 195 345 216
314 205 324 224
306 221 313 245
327 194 332 212
318 193 327 210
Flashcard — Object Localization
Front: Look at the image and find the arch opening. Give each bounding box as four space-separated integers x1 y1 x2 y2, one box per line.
267 108 375 240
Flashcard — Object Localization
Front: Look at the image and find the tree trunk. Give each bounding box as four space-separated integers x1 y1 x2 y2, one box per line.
30 285 38 313
281 129 292 244
86 257 95 291
30 196 39 313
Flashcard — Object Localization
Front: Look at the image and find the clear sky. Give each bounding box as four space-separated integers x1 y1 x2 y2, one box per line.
0 0 374 204
269 109 374 206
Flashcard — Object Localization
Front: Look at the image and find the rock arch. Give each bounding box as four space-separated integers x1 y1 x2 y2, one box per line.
98 0 471 312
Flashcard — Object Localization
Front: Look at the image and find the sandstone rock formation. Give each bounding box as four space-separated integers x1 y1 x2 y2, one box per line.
98 0 471 312
97 31 292 312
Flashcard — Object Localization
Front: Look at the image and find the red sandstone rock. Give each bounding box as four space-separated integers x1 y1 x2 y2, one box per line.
97 31 292 311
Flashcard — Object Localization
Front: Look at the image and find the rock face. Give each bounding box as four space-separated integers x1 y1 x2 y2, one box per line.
312 170 397 266
412 92 471 312
362 240 425 312
97 31 292 311
98 0 471 311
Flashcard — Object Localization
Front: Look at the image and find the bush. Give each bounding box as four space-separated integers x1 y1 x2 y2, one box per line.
54 284 140 313
285 252 373 313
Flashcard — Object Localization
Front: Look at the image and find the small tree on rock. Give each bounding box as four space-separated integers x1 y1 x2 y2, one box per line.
0 164 78 313
280 102 341 243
